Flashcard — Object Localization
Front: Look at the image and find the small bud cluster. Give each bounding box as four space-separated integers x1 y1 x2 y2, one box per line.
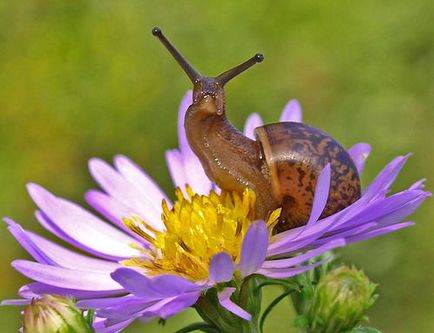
307 266 377 333
23 295 94 333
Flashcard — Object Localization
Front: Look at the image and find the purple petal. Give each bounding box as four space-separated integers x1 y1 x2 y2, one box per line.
77 295 144 310
262 239 345 269
26 231 121 272
35 209 137 260
89 159 164 231
111 268 205 300
5 219 120 272
94 318 135 333
268 216 338 256
12 260 123 291
91 303 158 329
347 190 428 228
1 299 30 306
183 151 213 196
97 291 199 324
165 149 188 190
21 282 123 299
306 164 331 227
87 296 155 320
348 143 371 174
144 292 200 320
18 284 38 298
34 210 60 237
85 190 150 243
329 189 429 232
177 90 194 158
258 258 330 279
138 315 155 324
280 99 302 123
346 221 415 243
363 154 411 201
375 192 429 227
239 221 268 277
410 179 426 190
269 226 319 255
218 288 251 320
267 154 429 258
209 252 234 283
4 218 55 265
27 183 140 260
113 155 170 206
243 113 263 140
320 155 414 233
268 187 426 255
312 223 377 246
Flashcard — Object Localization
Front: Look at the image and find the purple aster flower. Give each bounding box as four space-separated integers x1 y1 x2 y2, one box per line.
2 91 430 332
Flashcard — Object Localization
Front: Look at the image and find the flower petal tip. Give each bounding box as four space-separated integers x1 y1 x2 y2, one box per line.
330 238 346 248
26 182 45 198
88 157 102 168
239 220 268 277
113 154 131 169
281 99 303 123
3 217 16 226
110 267 133 281
209 252 234 283
218 288 252 321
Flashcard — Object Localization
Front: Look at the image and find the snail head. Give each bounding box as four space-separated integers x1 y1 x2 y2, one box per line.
152 27 263 115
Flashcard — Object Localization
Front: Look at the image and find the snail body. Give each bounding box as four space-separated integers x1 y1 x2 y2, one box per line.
153 28 361 232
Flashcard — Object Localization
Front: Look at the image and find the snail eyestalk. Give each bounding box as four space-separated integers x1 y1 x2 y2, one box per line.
152 27 201 83
216 53 264 86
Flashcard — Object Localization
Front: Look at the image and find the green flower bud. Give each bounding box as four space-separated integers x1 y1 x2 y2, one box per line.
23 294 94 333
307 266 377 333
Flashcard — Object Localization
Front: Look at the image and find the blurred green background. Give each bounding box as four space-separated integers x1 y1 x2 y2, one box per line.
0 1 433 332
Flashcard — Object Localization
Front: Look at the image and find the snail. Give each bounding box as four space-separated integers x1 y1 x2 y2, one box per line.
152 27 361 232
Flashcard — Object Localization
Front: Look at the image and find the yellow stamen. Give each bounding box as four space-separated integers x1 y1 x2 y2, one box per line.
122 187 280 282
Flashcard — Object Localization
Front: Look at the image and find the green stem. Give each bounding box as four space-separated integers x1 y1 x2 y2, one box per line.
259 289 296 333
174 322 220 333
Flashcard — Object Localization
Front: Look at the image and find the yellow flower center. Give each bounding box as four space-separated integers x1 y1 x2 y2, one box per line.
122 187 280 282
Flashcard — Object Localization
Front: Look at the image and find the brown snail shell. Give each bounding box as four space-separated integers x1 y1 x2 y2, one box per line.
256 122 361 232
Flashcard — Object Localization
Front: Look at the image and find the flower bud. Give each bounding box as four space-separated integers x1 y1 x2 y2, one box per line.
23 294 93 333
307 266 377 333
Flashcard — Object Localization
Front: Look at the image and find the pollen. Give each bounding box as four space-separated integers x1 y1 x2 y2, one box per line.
122 187 280 282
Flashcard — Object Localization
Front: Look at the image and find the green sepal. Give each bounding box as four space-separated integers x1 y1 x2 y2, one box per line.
194 277 265 333
344 328 382 333
239 274 264 321
85 309 95 330
195 288 244 333
293 315 309 328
